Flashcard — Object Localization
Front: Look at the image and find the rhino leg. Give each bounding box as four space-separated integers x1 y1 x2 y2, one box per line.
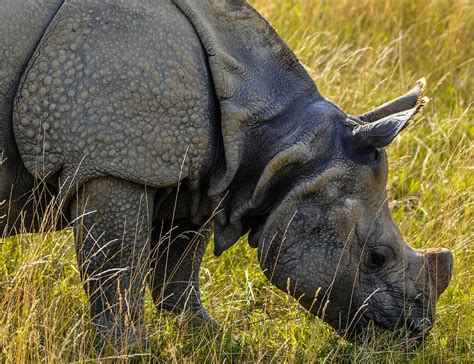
149 218 215 325
70 177 154 348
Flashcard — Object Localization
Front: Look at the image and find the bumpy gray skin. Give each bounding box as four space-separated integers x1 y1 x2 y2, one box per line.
15 0 215 193
1 0 453 347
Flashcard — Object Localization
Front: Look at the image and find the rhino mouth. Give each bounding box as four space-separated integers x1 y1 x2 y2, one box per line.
355 311 432 340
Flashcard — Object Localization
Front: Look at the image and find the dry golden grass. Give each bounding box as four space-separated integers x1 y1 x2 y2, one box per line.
1 0 472 362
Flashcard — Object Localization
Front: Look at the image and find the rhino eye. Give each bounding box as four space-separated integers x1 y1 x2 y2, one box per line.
370 251 385 266
365 247 390 269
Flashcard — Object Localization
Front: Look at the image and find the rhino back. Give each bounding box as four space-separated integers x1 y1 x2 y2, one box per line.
14 0 216 190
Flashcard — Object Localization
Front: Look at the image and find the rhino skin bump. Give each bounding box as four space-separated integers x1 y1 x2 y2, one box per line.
0 0 453 346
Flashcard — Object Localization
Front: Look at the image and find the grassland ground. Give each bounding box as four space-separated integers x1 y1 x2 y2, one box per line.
0 0 472 362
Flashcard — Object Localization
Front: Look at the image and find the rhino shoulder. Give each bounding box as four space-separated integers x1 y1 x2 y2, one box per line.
13 0 216 195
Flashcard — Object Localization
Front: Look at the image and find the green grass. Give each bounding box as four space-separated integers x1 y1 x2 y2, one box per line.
1 0 473 362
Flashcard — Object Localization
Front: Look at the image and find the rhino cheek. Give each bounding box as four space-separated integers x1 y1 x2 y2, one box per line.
258 229 356 326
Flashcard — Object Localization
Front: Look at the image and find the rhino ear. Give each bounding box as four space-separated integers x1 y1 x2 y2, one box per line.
352 96 429 149
359 78 427 123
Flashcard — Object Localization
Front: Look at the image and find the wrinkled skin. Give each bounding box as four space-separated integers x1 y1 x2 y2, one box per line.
0 0 453 347
257 108 453 336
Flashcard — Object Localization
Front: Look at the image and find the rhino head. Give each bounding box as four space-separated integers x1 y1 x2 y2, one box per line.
254 79 454 338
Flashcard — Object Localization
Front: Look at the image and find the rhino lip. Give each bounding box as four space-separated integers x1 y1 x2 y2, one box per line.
359 312 431 340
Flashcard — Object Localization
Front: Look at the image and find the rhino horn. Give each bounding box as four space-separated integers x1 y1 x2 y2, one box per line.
359 78 427 123
352 95 429 149
424 248 454 299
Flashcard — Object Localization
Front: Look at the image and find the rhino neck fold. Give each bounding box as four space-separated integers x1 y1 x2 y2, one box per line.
212 96 340 255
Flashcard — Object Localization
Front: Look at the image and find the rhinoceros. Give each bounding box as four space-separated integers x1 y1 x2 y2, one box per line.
0 0 453 345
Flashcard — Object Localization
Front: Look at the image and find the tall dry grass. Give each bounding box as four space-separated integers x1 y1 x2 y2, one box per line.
1 0 472 362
